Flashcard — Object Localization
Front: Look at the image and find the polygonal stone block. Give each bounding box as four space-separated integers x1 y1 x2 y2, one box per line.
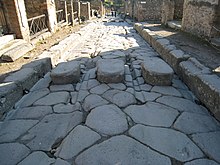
141 57 174 86
50 61 80 85
97 59 125 83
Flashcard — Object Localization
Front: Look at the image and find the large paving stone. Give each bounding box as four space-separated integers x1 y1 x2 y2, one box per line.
30 73 51 92
151 86 182 97
157 96 207 114
90 84 110 95
129 124 204 162
192 131 220 163
0 120 38 143
141 57 174 86
9 106 52 120
83 94 109 112
54 159 70 165
56 125 101 160
0 143 30 165
22 112 83 151
50 61 80 85
18 151 55 165
174 112 220 134
86 104 128 135
124 102 179 127
50 84 75 92
184 159 220 165
33 91 70 106
15 88 50 108
97 59 125 83
103 90 136 108
0 82 23 117
75 135 171 165
4 68 38 90
53 103 81 113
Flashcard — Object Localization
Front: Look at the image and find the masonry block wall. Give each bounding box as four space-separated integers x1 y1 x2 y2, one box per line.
24 0 47 18
182 0 219 38
80 2 90 20
2 0 30 41
174 0 184 20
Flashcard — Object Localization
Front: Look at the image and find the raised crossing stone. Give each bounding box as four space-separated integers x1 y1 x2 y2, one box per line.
184 159 220 165
0 143 30 165
97 59 125 83
129 124 204 162
75 135 171 165
83 94 109 112
192 131 220 163
157 96 207 114
18 151 55 165
22 112 83 151
141 57 174 86
50 61 80 85
0 120 38 143
86 104 128 135
56 125 101 160
33 91 70 106
124 102 179 127
174 112 220 134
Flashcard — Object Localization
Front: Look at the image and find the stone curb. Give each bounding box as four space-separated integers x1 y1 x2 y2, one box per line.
134 23 220 121
0 58 52 118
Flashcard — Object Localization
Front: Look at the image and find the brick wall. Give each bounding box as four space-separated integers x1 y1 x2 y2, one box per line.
182 0 219 38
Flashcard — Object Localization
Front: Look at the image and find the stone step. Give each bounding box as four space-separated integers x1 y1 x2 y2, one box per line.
50 61 81 85
1 41 34 62
141 57 174 86
0 34 15 49
97 59 125 83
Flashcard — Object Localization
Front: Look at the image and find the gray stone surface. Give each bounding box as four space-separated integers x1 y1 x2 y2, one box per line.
0 143 30 165
141 57 174 86
34 91 70 106
51 61 80 84
9 106 52 120
53 103 81 113
108 83 126 90
30 73 51 91
54 159 70 165
0 120 38 143
75 135 171 165
83 94 109 112
56 125 101 160
50 84 75 92
157 96 207 114
103 90 136 108
184 159 220 165
192 131 220 163
129 124 204 162
124 102 179 127
4 68 38 90
151 86 182 97
174 112 220 134
86 105 128 135
77 90 90 102
18 151 55 165
15 88 50 108
90 84 110 94
97 59 125 83
22 112 83 151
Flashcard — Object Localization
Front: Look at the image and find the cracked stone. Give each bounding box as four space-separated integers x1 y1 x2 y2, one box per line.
56 125 101 160
86 104 128 135
90 84 110 95
75 135 171 165
124 102 179 127
129 124 204 162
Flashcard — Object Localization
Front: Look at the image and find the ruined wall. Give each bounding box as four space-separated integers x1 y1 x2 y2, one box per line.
174 0 184 20
80 2 90 20
135 0 162 21
24 0 47 18
182 0 219 38
90 1 104 16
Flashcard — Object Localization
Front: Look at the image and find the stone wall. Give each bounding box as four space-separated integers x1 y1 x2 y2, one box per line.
182 0 219 38
174 0 184 20
24 0 48 18
80 2 90 20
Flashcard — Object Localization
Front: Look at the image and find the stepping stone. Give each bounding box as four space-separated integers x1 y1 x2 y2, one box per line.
50 61 80 85
97 59 125 83
75 135 171 165
141 57 174 86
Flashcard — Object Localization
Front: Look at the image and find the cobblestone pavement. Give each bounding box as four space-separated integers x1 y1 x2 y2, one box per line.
0 18 220 165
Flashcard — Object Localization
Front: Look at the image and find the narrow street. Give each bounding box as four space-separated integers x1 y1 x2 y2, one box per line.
0 18 220 165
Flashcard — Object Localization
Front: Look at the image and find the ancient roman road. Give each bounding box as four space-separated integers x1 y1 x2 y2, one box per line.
0 18 220 165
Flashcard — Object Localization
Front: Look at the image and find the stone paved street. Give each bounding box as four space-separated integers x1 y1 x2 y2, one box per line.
0 18 220 165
